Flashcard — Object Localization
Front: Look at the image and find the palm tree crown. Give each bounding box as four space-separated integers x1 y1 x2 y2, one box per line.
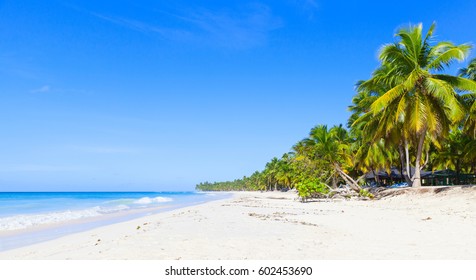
361 23 476 187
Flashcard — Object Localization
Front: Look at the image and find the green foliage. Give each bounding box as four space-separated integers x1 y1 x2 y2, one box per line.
196 22 476 194
296 178 329 202
358 189 375 199
357 22 476 187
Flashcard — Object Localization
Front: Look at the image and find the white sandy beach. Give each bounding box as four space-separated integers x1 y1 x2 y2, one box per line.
0 187 475 260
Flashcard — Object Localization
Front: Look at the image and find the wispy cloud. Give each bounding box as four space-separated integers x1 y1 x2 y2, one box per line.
30 85 51 93
91 13 187 38
91 4 282 49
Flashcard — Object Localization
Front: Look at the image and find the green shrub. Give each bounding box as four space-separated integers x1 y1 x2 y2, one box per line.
359 188 375 199
296 178 329 202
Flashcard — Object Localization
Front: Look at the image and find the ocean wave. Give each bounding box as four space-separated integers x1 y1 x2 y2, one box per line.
102 198 136 205
0 204 130 231
98 204 130 213
133 196 173 205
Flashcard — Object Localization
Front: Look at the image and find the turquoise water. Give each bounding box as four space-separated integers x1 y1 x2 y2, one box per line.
0 191 229 251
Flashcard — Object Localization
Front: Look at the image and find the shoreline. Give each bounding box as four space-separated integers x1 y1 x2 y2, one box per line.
1 188 475 259
0 192 230 252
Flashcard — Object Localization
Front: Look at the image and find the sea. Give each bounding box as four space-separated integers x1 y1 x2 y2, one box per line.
0 191 229 252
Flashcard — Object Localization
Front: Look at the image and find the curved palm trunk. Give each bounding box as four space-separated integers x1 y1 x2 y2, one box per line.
334 164 361 192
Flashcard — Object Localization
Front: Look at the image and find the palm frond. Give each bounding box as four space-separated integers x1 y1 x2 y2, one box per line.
433 75 476 93
418 22 437 67
427 43 471 71
458 58 476 79
395 93 407 123
405 93 427 134
379 43 414 68
425 77 465 123
396 23 422 62
370 84 405 114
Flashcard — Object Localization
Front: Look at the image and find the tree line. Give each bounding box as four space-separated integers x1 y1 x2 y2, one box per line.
196 23 476 199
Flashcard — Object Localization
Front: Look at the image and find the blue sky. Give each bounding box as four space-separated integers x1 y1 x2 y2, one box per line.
1 0 476 191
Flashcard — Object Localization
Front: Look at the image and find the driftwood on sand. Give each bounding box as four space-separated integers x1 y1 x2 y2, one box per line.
302 185 475 202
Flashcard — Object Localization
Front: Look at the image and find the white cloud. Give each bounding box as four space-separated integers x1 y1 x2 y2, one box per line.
91 4 282 49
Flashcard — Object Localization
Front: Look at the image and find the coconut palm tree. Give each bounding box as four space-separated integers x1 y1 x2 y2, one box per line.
458 58 476 137
431 130 469 184
463 137 476 174
276 166 291 189
264 157 280 191
351 75 414 185
366 23 476 187
355 138 396 186
459 58 476 80
302 125 361 191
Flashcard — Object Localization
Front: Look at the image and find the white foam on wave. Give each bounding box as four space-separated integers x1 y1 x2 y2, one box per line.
0 195 174 231
99 204 130 213
133 196 173 205
0 204 130 231
103 198 136 205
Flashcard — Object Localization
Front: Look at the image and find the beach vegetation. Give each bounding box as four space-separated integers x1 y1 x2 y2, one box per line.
196 22 476 197
295 177 329 202
358 23 475 187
